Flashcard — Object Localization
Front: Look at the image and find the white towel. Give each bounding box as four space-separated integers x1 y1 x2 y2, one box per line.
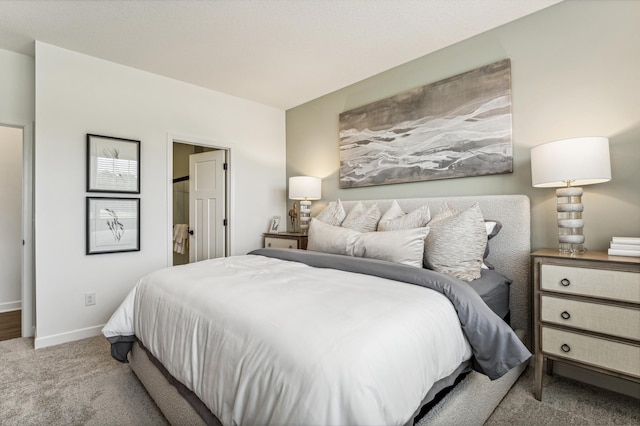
173 224 189 254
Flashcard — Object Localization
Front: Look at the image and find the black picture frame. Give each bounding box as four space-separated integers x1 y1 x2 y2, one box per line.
87 134 140 193
86 197 140 255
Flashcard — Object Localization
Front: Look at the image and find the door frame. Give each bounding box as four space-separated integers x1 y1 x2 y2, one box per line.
0 119 34 338
166 133 231 266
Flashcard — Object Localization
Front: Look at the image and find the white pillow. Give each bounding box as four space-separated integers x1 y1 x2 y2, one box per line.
347 227 430 268
423 203 487 281
341 202 381 232
377 200 404 224
315 199 346 226
377 200 431 231
432 206 502 269
307 218 359 255
432 202 457 221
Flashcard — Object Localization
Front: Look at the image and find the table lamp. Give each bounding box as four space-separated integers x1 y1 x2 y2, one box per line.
531 136 611 254
289 176 321 233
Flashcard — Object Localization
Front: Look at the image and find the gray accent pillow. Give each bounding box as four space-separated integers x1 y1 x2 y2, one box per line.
307 218 359 255
315 199 346 226
485 220 502 240
347 227 430 267
424 203 487 281
377 200 431 231
482 220 503 270
341 202 381 232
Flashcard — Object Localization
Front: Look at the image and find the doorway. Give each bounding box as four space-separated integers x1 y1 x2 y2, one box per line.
0 122 34 339
171 139 229 266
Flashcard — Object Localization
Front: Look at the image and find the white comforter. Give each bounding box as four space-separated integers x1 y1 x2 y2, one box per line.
103 254 472 426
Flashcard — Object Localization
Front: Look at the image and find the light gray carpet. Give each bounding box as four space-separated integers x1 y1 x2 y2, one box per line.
486 367 640 425
1 335 638 425
0 336 167 425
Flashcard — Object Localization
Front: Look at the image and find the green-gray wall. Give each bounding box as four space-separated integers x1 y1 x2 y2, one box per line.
286 0 640 251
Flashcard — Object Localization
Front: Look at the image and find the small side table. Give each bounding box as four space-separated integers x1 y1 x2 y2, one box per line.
532 249 640 401
263 232 308 250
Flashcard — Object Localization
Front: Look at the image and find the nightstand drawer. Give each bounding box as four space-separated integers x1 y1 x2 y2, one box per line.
541 264 640 303
264 237 299 249
541 295 640 340
542 327 640 377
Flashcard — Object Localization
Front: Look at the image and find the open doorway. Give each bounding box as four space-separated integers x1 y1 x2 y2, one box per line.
172 140 230 266
0 122 34 340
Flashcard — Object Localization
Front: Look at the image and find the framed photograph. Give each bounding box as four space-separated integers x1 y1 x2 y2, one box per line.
269 216 281 233
86 197 140 255
87 134 140 193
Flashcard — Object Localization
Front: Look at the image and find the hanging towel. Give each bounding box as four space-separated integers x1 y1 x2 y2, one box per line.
173 224 189 254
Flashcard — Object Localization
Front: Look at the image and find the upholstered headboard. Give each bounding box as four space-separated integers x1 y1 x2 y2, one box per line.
340 195 531 347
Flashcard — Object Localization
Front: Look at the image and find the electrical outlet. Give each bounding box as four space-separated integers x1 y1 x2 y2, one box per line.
85 292 96 306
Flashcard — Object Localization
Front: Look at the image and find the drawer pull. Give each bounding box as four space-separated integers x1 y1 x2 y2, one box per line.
267 243 272 247
288 245 293 248
561 344 571 353
560 278 571 287
560 311 571 320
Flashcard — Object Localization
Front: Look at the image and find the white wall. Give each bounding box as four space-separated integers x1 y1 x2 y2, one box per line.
0 48 35 122
0 126 22 311
34 42 287 348
286 0 640 252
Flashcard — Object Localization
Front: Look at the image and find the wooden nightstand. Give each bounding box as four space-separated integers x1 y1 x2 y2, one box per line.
263 232 308 250
532 249 640 400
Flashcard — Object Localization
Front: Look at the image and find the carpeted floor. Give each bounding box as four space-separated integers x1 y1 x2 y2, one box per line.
486 367 639 425
0 336 167 425
1 335 638 425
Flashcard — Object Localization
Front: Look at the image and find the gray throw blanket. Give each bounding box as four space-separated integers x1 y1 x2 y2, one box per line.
249 248 531 380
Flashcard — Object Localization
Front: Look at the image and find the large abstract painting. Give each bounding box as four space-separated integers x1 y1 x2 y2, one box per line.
339 59 513 188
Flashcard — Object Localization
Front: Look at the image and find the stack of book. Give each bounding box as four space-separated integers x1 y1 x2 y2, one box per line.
608 237 640 257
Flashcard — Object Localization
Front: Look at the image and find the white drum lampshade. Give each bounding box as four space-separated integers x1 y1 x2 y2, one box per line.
531 137 611 253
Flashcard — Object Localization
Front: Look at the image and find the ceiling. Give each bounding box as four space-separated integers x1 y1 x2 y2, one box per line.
0 0 561 110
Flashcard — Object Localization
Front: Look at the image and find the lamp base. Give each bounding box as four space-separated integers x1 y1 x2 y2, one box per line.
299 200 312 234
556 186 585 254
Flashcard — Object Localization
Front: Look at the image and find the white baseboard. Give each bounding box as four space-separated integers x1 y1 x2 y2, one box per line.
34 324 105 349
0 300 21 313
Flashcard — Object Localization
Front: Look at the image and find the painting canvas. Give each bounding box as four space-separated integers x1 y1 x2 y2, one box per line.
339 59 513 188
86 197 140 254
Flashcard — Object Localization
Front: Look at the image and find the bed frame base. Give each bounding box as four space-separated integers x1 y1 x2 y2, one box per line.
129 341 210 426
130 331 527 425
416 329 527 425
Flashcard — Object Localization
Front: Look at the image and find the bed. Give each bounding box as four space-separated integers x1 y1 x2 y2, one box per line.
103 195 532 425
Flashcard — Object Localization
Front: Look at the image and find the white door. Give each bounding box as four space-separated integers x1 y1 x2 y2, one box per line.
189 150 226 262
